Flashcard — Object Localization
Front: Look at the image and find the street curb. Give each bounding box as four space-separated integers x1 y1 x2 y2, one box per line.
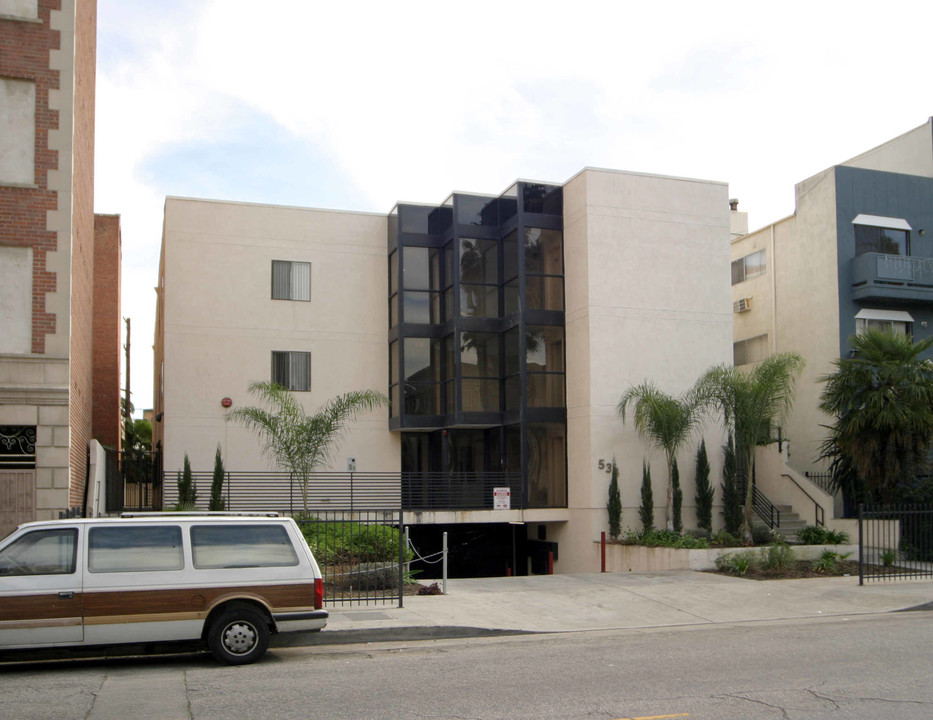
272 626 534 647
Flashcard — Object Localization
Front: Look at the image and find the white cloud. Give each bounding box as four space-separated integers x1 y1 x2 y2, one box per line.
95 0 933 412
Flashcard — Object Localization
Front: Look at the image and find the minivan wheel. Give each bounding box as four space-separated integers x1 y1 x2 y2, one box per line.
208 607 270 665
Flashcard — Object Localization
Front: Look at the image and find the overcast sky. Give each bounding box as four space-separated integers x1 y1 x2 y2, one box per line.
93 0 933 414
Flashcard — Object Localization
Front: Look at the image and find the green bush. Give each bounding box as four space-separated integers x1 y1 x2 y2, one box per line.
796 526 850 545
623 528 710 549
759 543 795 571
881 549 897 567
752 524 776 545
694 439 714 532
672 458 683 533
607 457 622 540
711 530 742 547
639 461 654 532
814 550 851 574
715 550 757 575
298 520 410 566
686 528 711 541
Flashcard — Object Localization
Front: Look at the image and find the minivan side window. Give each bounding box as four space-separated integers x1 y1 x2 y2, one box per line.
191 525 299 569
0 529 77 576
88 526 184 573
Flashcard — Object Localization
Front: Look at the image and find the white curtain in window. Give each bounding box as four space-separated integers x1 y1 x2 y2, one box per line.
290 262 311 301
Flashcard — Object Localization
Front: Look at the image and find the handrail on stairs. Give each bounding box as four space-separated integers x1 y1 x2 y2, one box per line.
739 478 781 529
781 473 825 527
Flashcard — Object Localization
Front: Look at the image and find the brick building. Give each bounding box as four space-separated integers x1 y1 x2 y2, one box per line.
0 0 121 535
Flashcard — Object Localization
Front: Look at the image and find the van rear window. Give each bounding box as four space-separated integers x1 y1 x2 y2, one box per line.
191 525 299 569
88 526 184 573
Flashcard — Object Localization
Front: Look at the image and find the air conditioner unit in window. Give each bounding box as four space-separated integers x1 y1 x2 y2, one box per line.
733 297 752 313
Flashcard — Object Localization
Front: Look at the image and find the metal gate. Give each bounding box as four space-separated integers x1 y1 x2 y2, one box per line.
295 510 405 607
0 470 35 538
859 504 933 584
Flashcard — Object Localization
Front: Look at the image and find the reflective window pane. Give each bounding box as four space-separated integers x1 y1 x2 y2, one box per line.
403 247 431 289
460 332 499 377
389 251 398 295
526 326 564 372
525 276 563 311
403 292 437 324
502 230 518 281
525 228 563 275
527 373 565 408
404 382 439 415
461 379 500 412
527 423 566 508
460 238 498 284
404 339 431 382
460 284 498 318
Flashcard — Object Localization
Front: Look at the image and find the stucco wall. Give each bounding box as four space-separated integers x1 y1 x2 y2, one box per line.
558 168 733 572
841 120 933 179
161 198 399 476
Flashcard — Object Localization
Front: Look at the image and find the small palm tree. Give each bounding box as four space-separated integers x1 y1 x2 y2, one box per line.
819 330 933 503
696 352 804 543
619 382 702 531
228 382 387 514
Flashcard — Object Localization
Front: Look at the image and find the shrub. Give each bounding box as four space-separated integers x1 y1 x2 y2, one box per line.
694 439 714 532
639 461 654 532
814 550 851 574
712 530 742 547
418 582 443 595
623 528 710 549
796 526 850 545
759 543 795 571
721 436 742 536
175 453 197 509
672 458 683 533
881 549 897 567
298 521 410 566
209 444 226 511
686 528 711 541
752 524 776 545
715 550 757 575
607 456 622 540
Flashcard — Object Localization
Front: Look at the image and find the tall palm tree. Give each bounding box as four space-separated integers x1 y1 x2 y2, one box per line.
618 382 702 531
696 352 803 543
228 382 387 514
819 329 933 503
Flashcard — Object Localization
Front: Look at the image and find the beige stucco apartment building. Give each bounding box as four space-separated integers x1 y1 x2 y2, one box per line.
731 120 933 484
155 168 734 574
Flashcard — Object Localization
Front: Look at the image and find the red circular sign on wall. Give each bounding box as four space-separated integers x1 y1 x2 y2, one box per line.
221 397 232 408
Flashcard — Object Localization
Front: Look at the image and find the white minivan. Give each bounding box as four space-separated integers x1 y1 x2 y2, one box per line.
0 513 328 664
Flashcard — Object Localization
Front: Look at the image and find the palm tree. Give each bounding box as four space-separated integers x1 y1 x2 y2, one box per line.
696 352 803 543
819 329 933 504
228 382 387 514
619 382 702 531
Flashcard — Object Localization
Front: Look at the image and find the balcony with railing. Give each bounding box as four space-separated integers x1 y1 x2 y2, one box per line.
851 253 933 303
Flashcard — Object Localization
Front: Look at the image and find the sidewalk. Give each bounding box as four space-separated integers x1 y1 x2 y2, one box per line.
293 571 933 646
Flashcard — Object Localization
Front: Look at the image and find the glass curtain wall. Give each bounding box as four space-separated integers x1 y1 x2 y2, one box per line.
390 183 567 508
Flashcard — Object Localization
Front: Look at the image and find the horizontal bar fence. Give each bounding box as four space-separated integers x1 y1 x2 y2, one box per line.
161 471 524 514
859 504 933 584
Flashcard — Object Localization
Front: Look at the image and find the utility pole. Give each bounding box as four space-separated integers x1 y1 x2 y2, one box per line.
123 317 131 445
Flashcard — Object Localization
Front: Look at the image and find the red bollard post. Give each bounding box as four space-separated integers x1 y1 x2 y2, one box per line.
601 531 606 573
506 565 511 577
548 551 554 574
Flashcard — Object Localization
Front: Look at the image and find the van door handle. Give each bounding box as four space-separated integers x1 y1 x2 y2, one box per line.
58 591 75 599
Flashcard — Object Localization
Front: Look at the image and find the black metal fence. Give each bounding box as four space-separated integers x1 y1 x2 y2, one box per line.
162 471 524 514
296 510 405 607
859 504 933 584
106 449 162 512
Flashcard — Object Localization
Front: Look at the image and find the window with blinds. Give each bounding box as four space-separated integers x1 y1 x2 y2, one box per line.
271 261 311 301
271 351 311 391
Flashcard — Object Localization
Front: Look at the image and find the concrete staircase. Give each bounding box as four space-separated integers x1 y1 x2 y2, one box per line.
756 504 807 542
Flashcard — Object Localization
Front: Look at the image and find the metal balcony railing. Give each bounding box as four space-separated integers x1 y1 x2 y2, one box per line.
851 253 933 302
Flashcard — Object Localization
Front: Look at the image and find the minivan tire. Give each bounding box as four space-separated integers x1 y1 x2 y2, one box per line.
208 607 270 665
